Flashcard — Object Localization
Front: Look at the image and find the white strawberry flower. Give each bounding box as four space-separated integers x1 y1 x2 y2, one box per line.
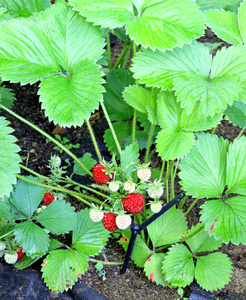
89 208 104 222
147 180 164 199
116 214 132 230
108 181 120 192
150 202 162 214
0 242 6 252
4 253 18 264
123 181 135 193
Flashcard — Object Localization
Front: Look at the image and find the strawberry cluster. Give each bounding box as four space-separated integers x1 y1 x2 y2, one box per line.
0 237 24 265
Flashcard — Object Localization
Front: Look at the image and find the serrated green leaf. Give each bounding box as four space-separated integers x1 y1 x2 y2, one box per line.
225 101 246 128
120 143 139 176
196 0 241 13
0 86 16 107
123 85 156 115
74 153 97 176
0 117 20 198
68 0 205 51
72 208 110 256
156 128 194 161
147 207 188 248
37 200 77 235
144 253 167 286
119 228 151 268
162 244 195 287
11 176 44 217
14 220 50 257
179 133 229 198
238 0 246 43
186 227 222 253
42 249 88 293
103 68 134 121
195 253 232 291
226 136 246 195
0 0 50 17
0 223 15 238
205 9 243 45
0 195 26 221
200 196 246 244
39 60 104 127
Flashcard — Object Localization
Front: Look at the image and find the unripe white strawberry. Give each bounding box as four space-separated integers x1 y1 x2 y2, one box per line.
49 155 61 168
116 214 132 230
147 180 164 199
150 202 162 213
137 168 151 181
0 242 6 251
4 253 18 264
89 208 104 222
123 182 135 193
108 181 120 192
0 251 4 258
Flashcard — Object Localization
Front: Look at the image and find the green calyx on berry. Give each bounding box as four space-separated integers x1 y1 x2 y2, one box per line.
122 193 145 214
92 159 114 184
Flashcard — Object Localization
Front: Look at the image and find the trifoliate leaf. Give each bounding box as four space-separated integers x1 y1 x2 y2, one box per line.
11 176 45 217
200 196 246 244
195 253 232 291
68 0 205 51
144 253 167 286
0 117 20 198
72 208 110 256
14 220 49 257
226 136 246 195
179 133 229 198
103 68 134 121
120 143 139 176
42 249 88 293
186 227 222 253
162 244 195 287
73 153 97 176
37 200 77 235
225 101 246 128
147 207 188 248
119 228 151 268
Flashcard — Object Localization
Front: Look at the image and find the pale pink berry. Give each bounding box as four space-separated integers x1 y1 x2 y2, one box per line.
89 208 104 222
4 253 18 264
123 182 135 193
137 168 151 181
115 215 132 230
109 181 120 192
150 202 162 214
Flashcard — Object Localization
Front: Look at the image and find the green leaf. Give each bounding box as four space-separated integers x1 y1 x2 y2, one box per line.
74 153 97 176
225 101 246 128
42 249 88 293
0 195 26 221
123 85 156 114
0 85 16 107
119 228 151 268
179 133 229 198
11 176 45 217
144 253 167 286
0 117 20 198
120 143 139 176
37 200 77 235
238 0 246 43
186 227 222 253
156 128 194 161
200 196 246 244
162 244 195 287
205 10 243 45
14 220 50 257
39 60 104 127
147 207 188 248
0 0 50 17
226 136 246 195
68 0 205 51
195 253 232 291
196 0 241 13
103 68 134 121
72 208 110 256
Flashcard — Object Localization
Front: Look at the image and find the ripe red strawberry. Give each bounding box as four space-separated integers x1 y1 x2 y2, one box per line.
122 193 145 214
102 213 119 232
92 163 113 184
42 193 55 205
16 246 24 260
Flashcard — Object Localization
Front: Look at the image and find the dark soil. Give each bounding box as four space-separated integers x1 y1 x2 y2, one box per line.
0 31 246 300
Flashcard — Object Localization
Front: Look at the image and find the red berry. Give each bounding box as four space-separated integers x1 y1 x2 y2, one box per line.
102 213 119 232
16 247 24 260
92 164 113 184
42 193 55 205
122 193 145 214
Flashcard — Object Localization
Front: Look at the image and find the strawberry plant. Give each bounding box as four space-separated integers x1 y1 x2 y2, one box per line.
0 0 245 296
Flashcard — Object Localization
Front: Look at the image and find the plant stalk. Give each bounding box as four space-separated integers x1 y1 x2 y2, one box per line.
145 123 155 164
89 258 123 265
238 126 245 139
85 119 103 162
132 109 137 145
122 43 132 69
106 35 112 70
184 197 199 216
112 43 130 70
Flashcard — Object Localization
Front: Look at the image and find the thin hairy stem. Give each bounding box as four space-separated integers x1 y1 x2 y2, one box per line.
85 119 103 162
106 35 112 70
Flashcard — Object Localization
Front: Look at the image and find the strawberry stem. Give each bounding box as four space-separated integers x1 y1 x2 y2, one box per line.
89 258 123 265
85 119 103 162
